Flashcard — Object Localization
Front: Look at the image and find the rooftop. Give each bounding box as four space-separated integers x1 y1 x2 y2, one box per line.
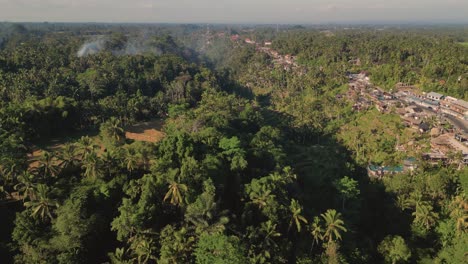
427 92 444 98
453 100 468 109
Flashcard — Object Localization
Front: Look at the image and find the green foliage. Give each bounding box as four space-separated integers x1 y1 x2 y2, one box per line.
100 117 125 148
378 235 412 264
194 233 247 264
334 176 360 210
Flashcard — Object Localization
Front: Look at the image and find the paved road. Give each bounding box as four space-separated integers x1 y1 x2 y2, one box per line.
444 114 468 132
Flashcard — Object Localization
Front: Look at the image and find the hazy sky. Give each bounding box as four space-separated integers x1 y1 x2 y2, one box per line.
1 0 467 24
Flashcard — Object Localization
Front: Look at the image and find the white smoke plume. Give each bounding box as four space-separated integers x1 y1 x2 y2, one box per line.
77 34 163 57
77 37 106 57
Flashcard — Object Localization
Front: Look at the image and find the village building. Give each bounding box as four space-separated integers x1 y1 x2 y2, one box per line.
423 152 448 164
264 41 272 46
441 96 458 108
244 38 256 44
450 100 468 119
431 133 468 162
402 116 422 130
426 92 444 101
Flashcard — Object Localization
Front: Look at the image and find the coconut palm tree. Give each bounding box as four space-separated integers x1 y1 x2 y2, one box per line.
75 136 99 160
412 204 438 229
14 172 36 201
289 199 308 232
449 195 468 234
260 220 281 248
164 181 188 206
57 143 79 170
100 117 125 146
124 148 140 173
132 239 157 264
101 149 121 176
321 209 347 243
310 216 324 251
249 185 275 209
81 152 102 180
0 162 17 187
24 184 58 221
33 151 60 178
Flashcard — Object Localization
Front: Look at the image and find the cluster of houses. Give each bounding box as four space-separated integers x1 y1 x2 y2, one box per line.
346 72 374 111
395 85 468 121
425 133 468 165
345 74 468 178
257 44 302 71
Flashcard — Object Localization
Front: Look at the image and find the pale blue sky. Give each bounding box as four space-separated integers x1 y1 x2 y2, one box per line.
0 0 467 23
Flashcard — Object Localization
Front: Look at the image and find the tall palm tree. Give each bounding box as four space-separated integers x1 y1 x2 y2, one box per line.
101 149 121 176
408 191 425 209
321 209 347 243
249 185 275 209
0 162 17 187
81 152 102 180
124 148 140 173
32 151 60 178
100 117 125 145
24 184 58 221
412 204 438 229
310 216 324 251
164 181 188 206
75 136 99 160
449 195 468 234
260 220 281 248
14 172 36 201
289 199 308 232
57 143 79 169
132 239 157 264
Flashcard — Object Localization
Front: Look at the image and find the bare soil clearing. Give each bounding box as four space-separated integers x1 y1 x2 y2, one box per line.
125 119 165 143
27 119 165 168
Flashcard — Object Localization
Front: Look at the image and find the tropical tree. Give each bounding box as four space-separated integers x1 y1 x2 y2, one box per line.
81 152 102 180
164 181 188 206
101 149 122 176
23 184 58 221
14 171 36 201
412 203 438 230
321 209 347 243
260 220 281 248
289 199 308 232
248 184 275 209
75 136 99 160
378 235 411 264
449 195 468 234
32 151 60 178
100 117 125 147
57 143 79 169
185 179 228 234
131 239 157 264
334 176 360 210
123 147 140 173
194 233 247 264
310 216 324 251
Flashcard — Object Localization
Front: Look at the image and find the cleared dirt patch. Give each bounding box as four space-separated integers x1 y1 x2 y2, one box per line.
28 140 67 169
125 119 165 143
